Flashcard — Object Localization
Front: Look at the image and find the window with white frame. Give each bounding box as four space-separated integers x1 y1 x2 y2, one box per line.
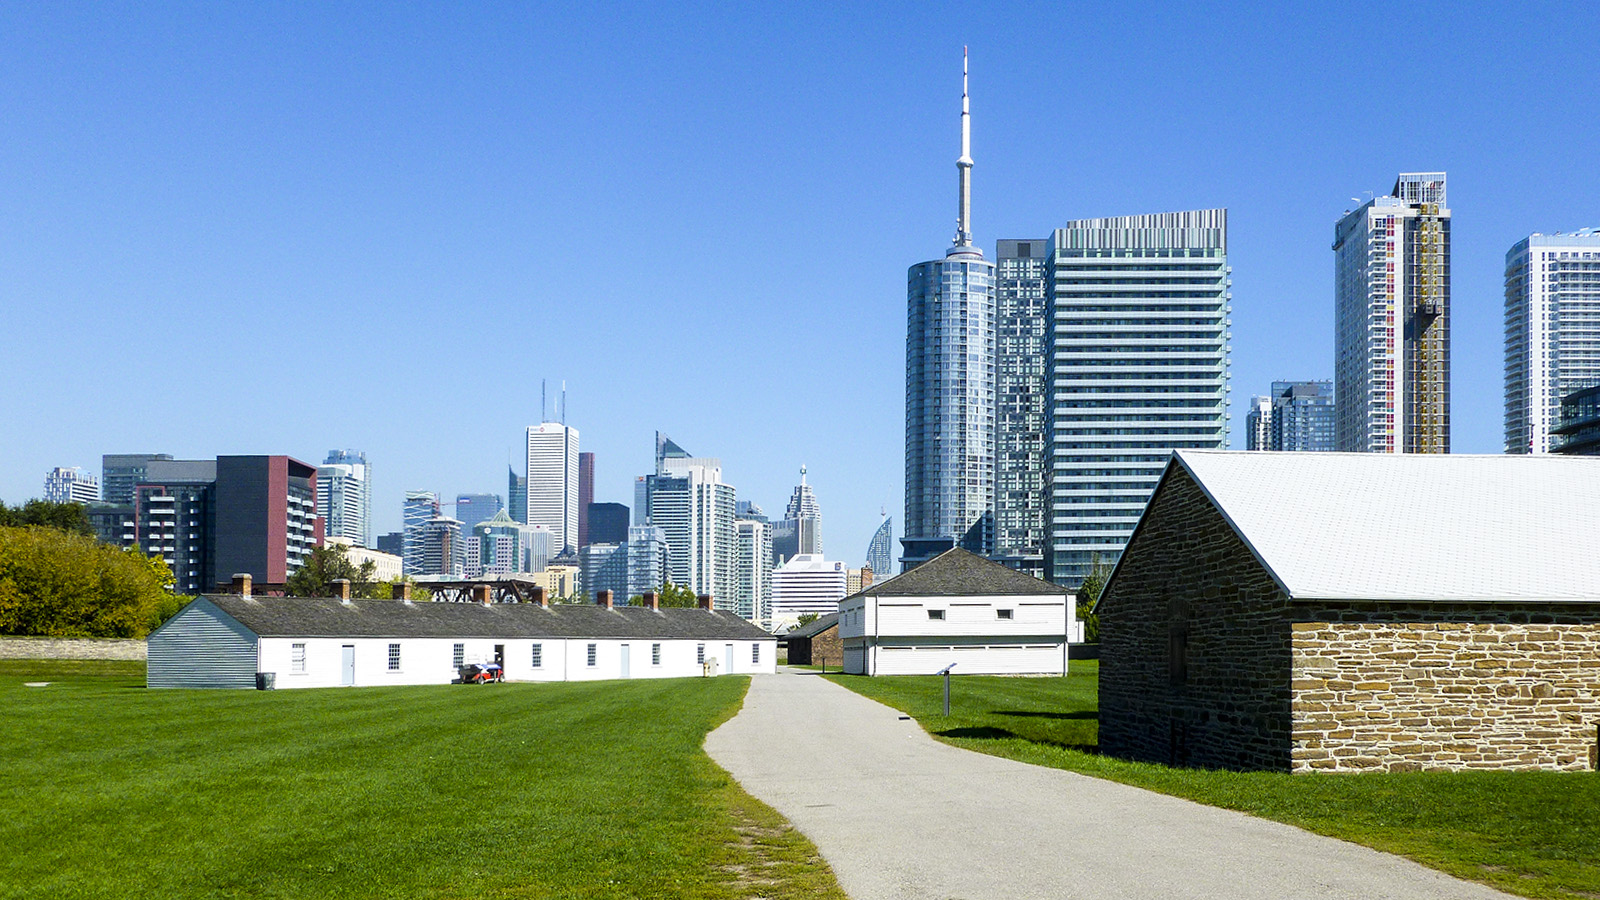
452 643 465 668
751 643 760 664
388 643 401 671
531 643 543 668
651 643 661 666
291 643 306 674
696 643 705 664
587 643 597 667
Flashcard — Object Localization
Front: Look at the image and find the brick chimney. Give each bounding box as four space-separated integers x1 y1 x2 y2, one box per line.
697 593 713 610
597 589 614 610
231 573 252 598
643 591 659 611
333 578 352 603
395 581 412 602
531 586 549 608
473 584 492 606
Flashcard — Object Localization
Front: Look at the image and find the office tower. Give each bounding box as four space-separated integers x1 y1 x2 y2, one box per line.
44 467 99 505
454 493 502 536
776 466 822 561
526 423 579 553
646 454 736 607
508 467 528 525
525 525 554 573
1334 173 1451 453
578 452 595 547
1504 228 1600 454
579 541 628 601
625 524 669 599
402 491 440 576
865 515 893 581
735 500 766 521
903 50 996 571
472 508 534 576
101 453 172 506
770 555 847 633
1245 396 1273 451
1045 209 1232 585
1269 381 1336 451
993 238 1050 576
415 515 464 577
586 502 630 545
376 531 404 557
735 515 773 626
1552 385 1600 455
317 450 372 547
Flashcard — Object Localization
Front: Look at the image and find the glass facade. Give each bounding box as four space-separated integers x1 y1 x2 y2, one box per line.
993 239 1050 577
1045 210 1232 585
1504 230 1600 454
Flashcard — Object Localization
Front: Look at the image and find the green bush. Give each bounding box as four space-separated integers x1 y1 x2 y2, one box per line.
0 526 178 637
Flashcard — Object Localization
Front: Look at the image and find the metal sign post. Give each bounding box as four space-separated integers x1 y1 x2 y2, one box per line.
938 663 956 716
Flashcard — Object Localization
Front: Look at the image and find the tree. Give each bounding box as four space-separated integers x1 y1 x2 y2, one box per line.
0 525 179 637
284 543 381 598
796 613 820 627
656 581 700 608
0 500 93 538
1074 552 1109 644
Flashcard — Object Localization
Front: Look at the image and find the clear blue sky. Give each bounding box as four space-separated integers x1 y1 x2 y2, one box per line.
3 3 1597 563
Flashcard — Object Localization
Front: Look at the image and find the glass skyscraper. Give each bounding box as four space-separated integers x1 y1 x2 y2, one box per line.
1270 381 1335 451
1044 210 1232 585
864 515 893 581
902 51 995 570
993 238 1050 577
1504 228 1600 454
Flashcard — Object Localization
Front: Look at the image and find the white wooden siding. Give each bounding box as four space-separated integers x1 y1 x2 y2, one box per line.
147 599 258 689
838 592 1073 676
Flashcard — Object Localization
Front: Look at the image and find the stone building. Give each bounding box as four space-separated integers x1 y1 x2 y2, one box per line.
781 613 842 667
1097 450 1600 773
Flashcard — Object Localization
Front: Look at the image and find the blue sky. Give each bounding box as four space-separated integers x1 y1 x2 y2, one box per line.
3 2 1597 563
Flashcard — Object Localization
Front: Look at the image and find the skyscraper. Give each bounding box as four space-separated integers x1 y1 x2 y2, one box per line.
1044 210 1232 585
526 423 579 554
1245 396 1273 451
578 451 595 547
865 514 893 581
1269 381 1336 451
1504 228 1600 454
903 50 995 571
646 453 736 608
454 493 502 535
101 453 172 506
1334 173 1451 453
317 449 372 547
993 238 1050 576
44 467 99 504
625 525 669 599
507 466 527 525
586 502 630 545
402 491 440 576
735 515 773 626
774 466 822 560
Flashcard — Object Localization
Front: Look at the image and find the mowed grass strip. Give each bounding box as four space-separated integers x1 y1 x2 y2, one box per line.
825 663 1600 900
0 660 844 900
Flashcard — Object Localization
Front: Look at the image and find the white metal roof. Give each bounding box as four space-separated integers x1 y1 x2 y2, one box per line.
1171 450 1600 602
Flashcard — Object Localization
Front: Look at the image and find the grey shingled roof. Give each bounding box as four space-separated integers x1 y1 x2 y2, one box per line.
847 548 1070 599
198 595 776 641
781 612 839 642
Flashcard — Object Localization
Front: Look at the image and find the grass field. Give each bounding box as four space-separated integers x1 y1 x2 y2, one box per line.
0 659 844 900
826 663 1600 900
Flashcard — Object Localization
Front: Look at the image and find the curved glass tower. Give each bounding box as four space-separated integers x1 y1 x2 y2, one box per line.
902 50 996 571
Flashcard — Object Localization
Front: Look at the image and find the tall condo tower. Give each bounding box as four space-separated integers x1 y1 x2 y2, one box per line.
526 423 580 554
317 450 372 547
903 48 997 572
1333 173 1451 453
993 238 1051 577
1504 228 1600 454
864 514 893 581
1044 210 1232 585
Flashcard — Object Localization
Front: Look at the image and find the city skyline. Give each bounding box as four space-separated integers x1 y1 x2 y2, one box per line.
4 6 1598 568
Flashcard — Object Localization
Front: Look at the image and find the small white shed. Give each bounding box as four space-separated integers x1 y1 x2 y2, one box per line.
148 592 777 689
838 548 1076 676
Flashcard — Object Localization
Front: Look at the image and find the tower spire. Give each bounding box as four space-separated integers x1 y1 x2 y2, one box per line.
954 46 972 247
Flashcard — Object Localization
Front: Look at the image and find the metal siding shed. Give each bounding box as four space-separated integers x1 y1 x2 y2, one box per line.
147 598 259 689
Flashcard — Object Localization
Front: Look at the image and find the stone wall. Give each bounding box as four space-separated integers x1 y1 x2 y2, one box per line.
1290 606 1600 772
0 637 147 660
1099 466 1295 771
788 625 843 667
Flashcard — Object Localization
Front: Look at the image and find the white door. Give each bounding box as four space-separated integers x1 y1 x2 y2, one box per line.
620 644 631 679
341 645 355 686
724 644 733 675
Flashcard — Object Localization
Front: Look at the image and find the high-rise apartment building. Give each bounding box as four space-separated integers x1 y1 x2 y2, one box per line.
625 524 669 599
1245 396 1273 451
1044 210 1232 585
402 491 440 576
903 51 995 571
578 451 595 547
865 515 893 581
44 467 99 505
1504 228 1600 454
414 515 464 577
735 516 773 626
1334 173 1451 453
646 455 736 608
1269 381 1336 451
101 453 173 506
317 450 372 547
579 541 628 601
526 423 579 554
993 238 1050 576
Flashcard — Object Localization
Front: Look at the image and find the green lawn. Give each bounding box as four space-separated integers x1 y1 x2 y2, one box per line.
0 660 844 900
825 663 1600 900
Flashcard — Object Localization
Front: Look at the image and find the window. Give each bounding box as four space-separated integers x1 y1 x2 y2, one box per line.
752 643 760 664
452 643 464 668
651 643 662 666
291 643 306 674
927 609 945 620
531 643 543 668
997 609 1014 620
388 643 401 671
696 643 705 664
587 643 597 667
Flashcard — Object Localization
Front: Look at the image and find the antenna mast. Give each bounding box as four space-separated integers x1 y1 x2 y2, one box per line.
954 46 972 247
